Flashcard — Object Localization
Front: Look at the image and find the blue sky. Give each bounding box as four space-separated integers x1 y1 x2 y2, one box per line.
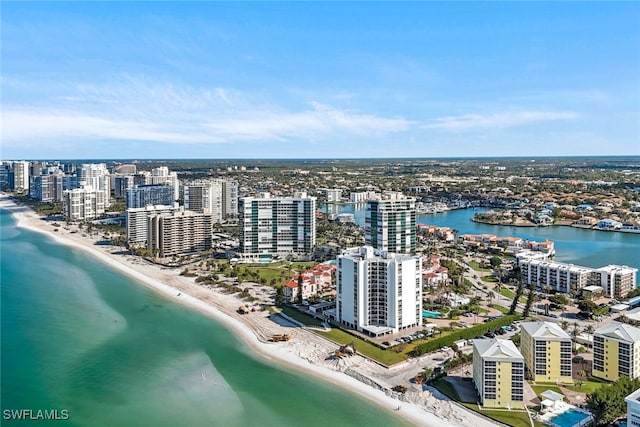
2 2 639 159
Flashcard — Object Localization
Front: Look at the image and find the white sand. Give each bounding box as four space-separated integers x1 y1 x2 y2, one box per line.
1 195 497 427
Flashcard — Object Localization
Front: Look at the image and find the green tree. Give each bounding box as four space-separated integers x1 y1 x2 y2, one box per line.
586 376 640 426
509 281 524 315
489 256 502 269
522 282 535 318
296 274 303 305
549 294 569 307
275 286 284 306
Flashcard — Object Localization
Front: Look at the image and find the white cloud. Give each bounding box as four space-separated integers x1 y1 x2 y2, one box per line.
425 111 579 131
1 103 410 146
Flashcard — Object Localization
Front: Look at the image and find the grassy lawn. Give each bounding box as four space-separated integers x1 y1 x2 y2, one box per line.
279 306 325 327
430 379 534 427
316 328 408 365
565 377 609 394
290 261 318 271
490 304 510 314
469 261 491 272
481 275 498 283
499 287 527 304
459 404 536 427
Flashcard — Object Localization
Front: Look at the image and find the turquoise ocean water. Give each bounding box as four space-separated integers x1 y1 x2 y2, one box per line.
0 209 410 427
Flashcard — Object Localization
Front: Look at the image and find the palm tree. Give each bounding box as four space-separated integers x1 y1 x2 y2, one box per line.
584 324 595 335
561 320 569 331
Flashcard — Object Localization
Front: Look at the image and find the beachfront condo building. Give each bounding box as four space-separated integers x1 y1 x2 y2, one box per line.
336 246 422 336
78 163 110 207
185 179 239 222
63 187 107 221
625 388 640 427
472 338 525 409
519 321 573 384
593 265 638 299
126 204 179 246
12 161 30 193
29 173 65 203
365 196 416 254
126 184 176 209
147 210 212 258
238 194 316 258
593 322 640 381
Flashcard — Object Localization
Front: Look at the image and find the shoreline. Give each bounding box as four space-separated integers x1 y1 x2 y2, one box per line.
1 195 494 427
472 217 640 233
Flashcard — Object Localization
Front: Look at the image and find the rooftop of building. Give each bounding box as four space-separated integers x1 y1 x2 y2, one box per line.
595 322 640 343
339 246 418 262
472 338 523 361
520 321 571 340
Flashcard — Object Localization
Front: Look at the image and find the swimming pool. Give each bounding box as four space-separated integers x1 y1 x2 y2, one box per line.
423 311 442 318
549 408 593 427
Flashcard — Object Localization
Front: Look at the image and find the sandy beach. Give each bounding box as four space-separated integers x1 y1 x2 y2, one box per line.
0 194 498 427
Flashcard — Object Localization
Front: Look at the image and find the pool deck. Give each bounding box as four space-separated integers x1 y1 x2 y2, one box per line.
537 401 593 427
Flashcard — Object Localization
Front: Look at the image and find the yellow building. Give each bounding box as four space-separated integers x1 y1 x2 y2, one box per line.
472 338 525 409
520 321 573 384
593 322 640 381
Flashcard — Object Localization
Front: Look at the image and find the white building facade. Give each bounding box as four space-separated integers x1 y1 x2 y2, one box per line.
126 184 175 209
126 204 178 246
365 197 416 254
78 163 111 207
238 194 316 257
336 246 422 336
63 187 106 221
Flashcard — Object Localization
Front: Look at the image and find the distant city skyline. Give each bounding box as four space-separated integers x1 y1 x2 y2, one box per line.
2 2 639 159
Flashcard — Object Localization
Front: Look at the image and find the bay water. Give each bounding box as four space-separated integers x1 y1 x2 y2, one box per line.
327 204 640 281
0 209 410 427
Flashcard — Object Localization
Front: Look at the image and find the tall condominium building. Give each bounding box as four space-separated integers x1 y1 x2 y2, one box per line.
126 204 178 246
29 173 65 202
0 163 10 190
221 179 238 218
63 187 106 221
150 166 180 200
323 188 342 202
593 265 638 299
147 210 212 258
78 163 111 207
238 194 316 257
185 180 223 222
520 258 638 297
472 339 525 409
113 175 136 197
520 321 573 384
185 179 238 222
625 388 640 427
126 184 175 209
12 161 30 192
365 197 416 254
593 322 640 381
336 246 422 336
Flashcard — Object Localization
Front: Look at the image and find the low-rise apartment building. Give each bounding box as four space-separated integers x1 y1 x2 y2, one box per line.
472 338 525 409
593 322 640 381
520 321 573 384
